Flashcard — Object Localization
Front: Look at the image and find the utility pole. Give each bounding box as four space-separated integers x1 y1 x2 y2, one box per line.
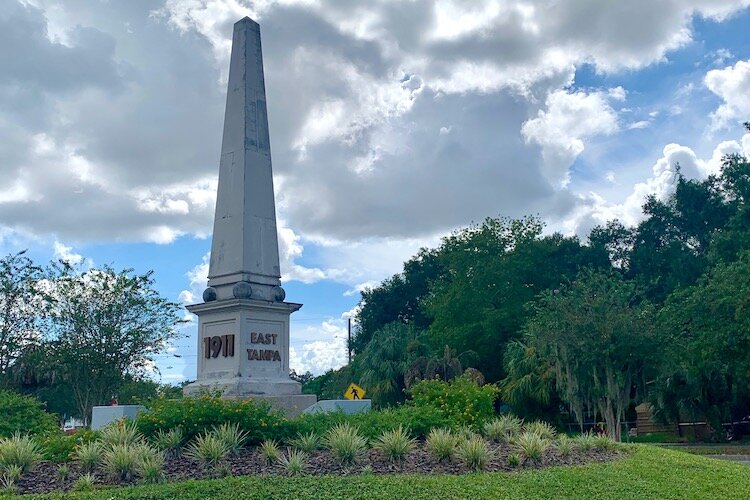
347 318 352 364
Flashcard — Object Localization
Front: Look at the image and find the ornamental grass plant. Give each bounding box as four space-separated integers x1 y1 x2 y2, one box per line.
184 433 229 468
425 428 458 462
100 420 145 448
324 423 368 466
102 443 142 482
523 421 557 441
152 427 184 459
76 441 104 473
289 432 321 453
0 433 43 473
259 440 281 464
277 448 308 476
373 426 415 462
212 422 248 457
483 414 523 443
457 436 492 471
514 431 549 462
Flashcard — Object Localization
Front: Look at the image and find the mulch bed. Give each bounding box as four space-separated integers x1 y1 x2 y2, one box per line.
15 443 623 495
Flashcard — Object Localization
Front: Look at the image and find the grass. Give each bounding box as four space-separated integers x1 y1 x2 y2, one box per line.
15 446 750 499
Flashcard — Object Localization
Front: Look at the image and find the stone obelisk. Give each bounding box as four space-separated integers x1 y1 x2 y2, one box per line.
183 17 316 415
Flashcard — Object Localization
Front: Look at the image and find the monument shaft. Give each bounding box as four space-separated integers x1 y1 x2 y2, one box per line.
184 18 315 415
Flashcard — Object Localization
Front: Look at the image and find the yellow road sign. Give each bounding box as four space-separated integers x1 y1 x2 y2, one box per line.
344 383 365 400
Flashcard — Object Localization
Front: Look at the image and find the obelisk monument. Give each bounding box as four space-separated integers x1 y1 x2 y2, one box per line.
184 17 316 415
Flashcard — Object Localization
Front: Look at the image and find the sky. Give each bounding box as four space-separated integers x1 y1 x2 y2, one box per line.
2 0 750 385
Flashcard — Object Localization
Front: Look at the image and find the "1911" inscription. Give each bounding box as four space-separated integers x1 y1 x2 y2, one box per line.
203 334 235 358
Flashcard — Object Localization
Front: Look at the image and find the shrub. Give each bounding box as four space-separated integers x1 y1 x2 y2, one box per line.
507 452 521 467
574 431 597 451
137 448 166 484
457 436 491 471
57 463 70 482
0 433 43 473
0 472 17 495
184 433 229 467
102 443 142 482
76 441 103 473
324 423 368 465
289 405 451 442
100 420 145 448
483 414 523 443
0 390 58 438
277 448 307 476
41 430 99 463
515 432 549 462
373 426 415 462
1 464 22 483
136 395 286 445
426 428 458 462
455 425 481 442
213 422 248 456
556 435 573 457
152 427 183 459
259 440 281 464
408 376 499 427
289 432 321 453
524 421 557 440
72 473 96 492
593 435 619 451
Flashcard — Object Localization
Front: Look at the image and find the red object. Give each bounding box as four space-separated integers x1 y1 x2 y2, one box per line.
111 398 118 406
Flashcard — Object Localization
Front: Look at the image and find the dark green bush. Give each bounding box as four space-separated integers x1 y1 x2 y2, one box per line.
408 375 499 427
0 390 59 438
39 430 99 462
135 395 287 444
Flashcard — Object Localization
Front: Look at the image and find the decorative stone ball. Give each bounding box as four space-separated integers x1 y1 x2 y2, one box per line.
232 281 253 299
272 285 286 302
202 287 217 302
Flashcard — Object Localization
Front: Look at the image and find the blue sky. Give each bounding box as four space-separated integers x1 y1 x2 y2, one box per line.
2 0 750 384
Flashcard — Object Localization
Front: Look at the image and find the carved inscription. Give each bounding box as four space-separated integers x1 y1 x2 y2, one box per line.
247 331 280 362
203 334 235 359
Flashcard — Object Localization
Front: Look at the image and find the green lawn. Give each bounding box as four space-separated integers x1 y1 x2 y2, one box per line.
23 445 750 500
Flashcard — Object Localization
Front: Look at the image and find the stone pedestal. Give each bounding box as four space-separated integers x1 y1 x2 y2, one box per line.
183 299 309 400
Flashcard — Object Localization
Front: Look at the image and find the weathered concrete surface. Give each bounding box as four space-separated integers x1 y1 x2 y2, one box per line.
223 394 318 419
303 399 372 415
91 405 144 430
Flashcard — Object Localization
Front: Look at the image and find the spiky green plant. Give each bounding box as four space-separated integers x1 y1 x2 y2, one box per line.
514 431 549 462
556 435 574 456
574 431 597 451
507 452 521 467
483 414 523 443
457 436 492 471
100 420 144 448
277 448 307 476
76 441 103 473
524 421 557 440
0 473 17 496
184 433 229 468
373 426 415 462
71 473 96 492
1 464 22 483
593 434 619 451
102 443 142 482
324 423 368 466
259 439 281 464
426 428 459 462
212 422 248 457
0 433 43 473
289 432 322 453
455 425 481 442
152 427 184 458
137 448 165 484
57 463 71 482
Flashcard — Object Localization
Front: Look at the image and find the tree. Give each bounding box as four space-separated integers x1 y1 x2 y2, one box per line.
652 252 750 434
521 270 656 440
498 340 560 422
42 265 183 422
0 251 45 379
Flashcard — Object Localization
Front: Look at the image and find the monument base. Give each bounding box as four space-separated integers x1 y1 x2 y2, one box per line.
222 394 317 418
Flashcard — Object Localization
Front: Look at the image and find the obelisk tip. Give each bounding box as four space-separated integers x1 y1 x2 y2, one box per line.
235 16 259 27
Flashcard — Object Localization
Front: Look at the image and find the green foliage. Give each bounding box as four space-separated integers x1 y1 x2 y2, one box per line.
212 422 248 457
425 428 458 462
523 421 557 441
259 440 281 464
556 435 573 456
288 432 321 453
1 463 22 482
373 426 415 462
324 423 368 465
184 433 229 468
0 390 59 438
100 420 145 448
456 436 491 471
136 395 287 445
56 462 70 481
102 443 143 482
514 432 549 462
574 432 597 451
151 427 183 458
40 430 99 463
137 448 166 484
408 375 498 427
76 441 104 473
483 414 523 443
0 433 43 473
71 472 96 492
277 449 308 476
507 452 521 467
593 435 619 452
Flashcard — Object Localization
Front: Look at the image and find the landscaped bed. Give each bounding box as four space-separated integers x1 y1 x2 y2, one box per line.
13 441 621 495
18 446 750 499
